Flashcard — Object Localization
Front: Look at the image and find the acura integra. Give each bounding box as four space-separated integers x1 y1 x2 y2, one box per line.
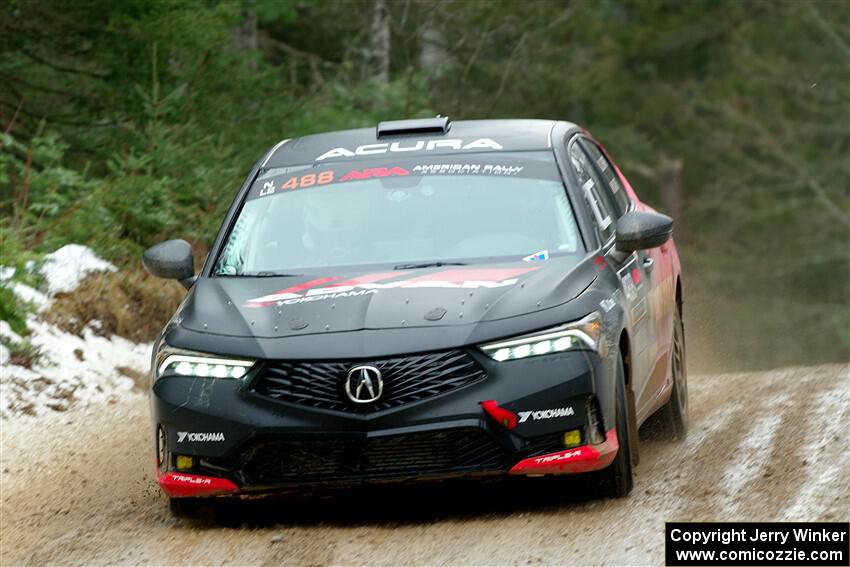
143 117 688 516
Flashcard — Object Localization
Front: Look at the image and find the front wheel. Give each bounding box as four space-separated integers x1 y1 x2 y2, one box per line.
169 497 206 519
602 354 634 498
658 304 689 440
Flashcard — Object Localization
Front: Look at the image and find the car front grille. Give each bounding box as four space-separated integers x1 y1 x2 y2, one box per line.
236 428 509 484
250 349 486 412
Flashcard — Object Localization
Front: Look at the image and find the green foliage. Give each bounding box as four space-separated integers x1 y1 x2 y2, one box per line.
254 0 298 24
0 284 29 337
0 229 41 338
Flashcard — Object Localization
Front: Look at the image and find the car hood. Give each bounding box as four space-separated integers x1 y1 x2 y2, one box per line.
178 256 598 340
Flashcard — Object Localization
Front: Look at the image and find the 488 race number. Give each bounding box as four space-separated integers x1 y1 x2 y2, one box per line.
280 170 334 190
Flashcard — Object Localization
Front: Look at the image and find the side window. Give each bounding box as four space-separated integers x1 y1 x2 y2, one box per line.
568 140 615 243
580 139 630 217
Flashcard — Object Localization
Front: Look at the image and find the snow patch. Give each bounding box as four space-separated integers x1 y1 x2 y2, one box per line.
1 318 151 418
0 320 23 344
1 244 147 418
9 281 50 312
0 321 20 366
40 244 117 296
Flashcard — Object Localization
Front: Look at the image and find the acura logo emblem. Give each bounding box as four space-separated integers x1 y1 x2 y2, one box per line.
345 365 383 403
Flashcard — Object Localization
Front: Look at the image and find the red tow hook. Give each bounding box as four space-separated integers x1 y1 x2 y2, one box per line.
480 400 518 430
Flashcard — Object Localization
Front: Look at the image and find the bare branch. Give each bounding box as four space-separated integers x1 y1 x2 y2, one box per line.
3 97 23 135
487 31 528 116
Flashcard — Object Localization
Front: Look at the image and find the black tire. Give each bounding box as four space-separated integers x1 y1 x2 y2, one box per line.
168 497 207 519
603 354 634 498
658 303 689 440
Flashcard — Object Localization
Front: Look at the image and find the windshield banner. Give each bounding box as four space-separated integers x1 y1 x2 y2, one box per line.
247 154 561 201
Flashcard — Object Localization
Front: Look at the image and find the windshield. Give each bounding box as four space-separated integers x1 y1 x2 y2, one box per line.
215 151 583 275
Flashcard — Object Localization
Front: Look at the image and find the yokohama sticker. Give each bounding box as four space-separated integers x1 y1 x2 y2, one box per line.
517 406 575 423
177 431 225 442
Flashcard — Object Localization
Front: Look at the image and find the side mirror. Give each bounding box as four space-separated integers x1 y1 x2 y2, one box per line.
615 211 673 252
142 239 195 289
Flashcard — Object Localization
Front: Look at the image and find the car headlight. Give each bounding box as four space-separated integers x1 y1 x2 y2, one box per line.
480 313 603 362
155 346 255 380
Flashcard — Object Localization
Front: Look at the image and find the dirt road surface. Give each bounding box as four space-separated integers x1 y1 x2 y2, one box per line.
1 363 847 566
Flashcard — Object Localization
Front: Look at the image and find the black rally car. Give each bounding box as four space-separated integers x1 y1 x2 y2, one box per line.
143 117 688 513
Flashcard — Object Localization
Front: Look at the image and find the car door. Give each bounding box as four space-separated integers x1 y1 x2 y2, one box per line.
566 137 655 418
578 138 674 420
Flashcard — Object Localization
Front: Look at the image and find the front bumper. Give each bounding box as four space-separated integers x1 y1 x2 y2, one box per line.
151 348 618 497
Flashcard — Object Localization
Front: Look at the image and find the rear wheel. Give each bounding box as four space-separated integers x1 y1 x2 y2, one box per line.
603 355 634 498
658 304 689 440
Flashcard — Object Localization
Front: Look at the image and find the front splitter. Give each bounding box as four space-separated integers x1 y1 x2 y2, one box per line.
158 471 240 498
157 427 619 497
509 428 618 475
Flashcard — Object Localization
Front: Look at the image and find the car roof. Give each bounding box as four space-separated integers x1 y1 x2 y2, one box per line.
262 118 578 167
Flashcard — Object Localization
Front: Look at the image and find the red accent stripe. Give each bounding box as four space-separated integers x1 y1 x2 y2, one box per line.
630 267 642 286
324 271 409 288
158 472 239 498
278 276 341 294
243 276 343 307
509 428 619 475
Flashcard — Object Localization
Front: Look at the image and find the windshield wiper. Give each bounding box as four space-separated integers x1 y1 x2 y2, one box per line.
218 271 302 278
393 261 467 270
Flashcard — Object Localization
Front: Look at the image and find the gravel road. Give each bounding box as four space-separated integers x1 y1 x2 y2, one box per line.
1 363 847 566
